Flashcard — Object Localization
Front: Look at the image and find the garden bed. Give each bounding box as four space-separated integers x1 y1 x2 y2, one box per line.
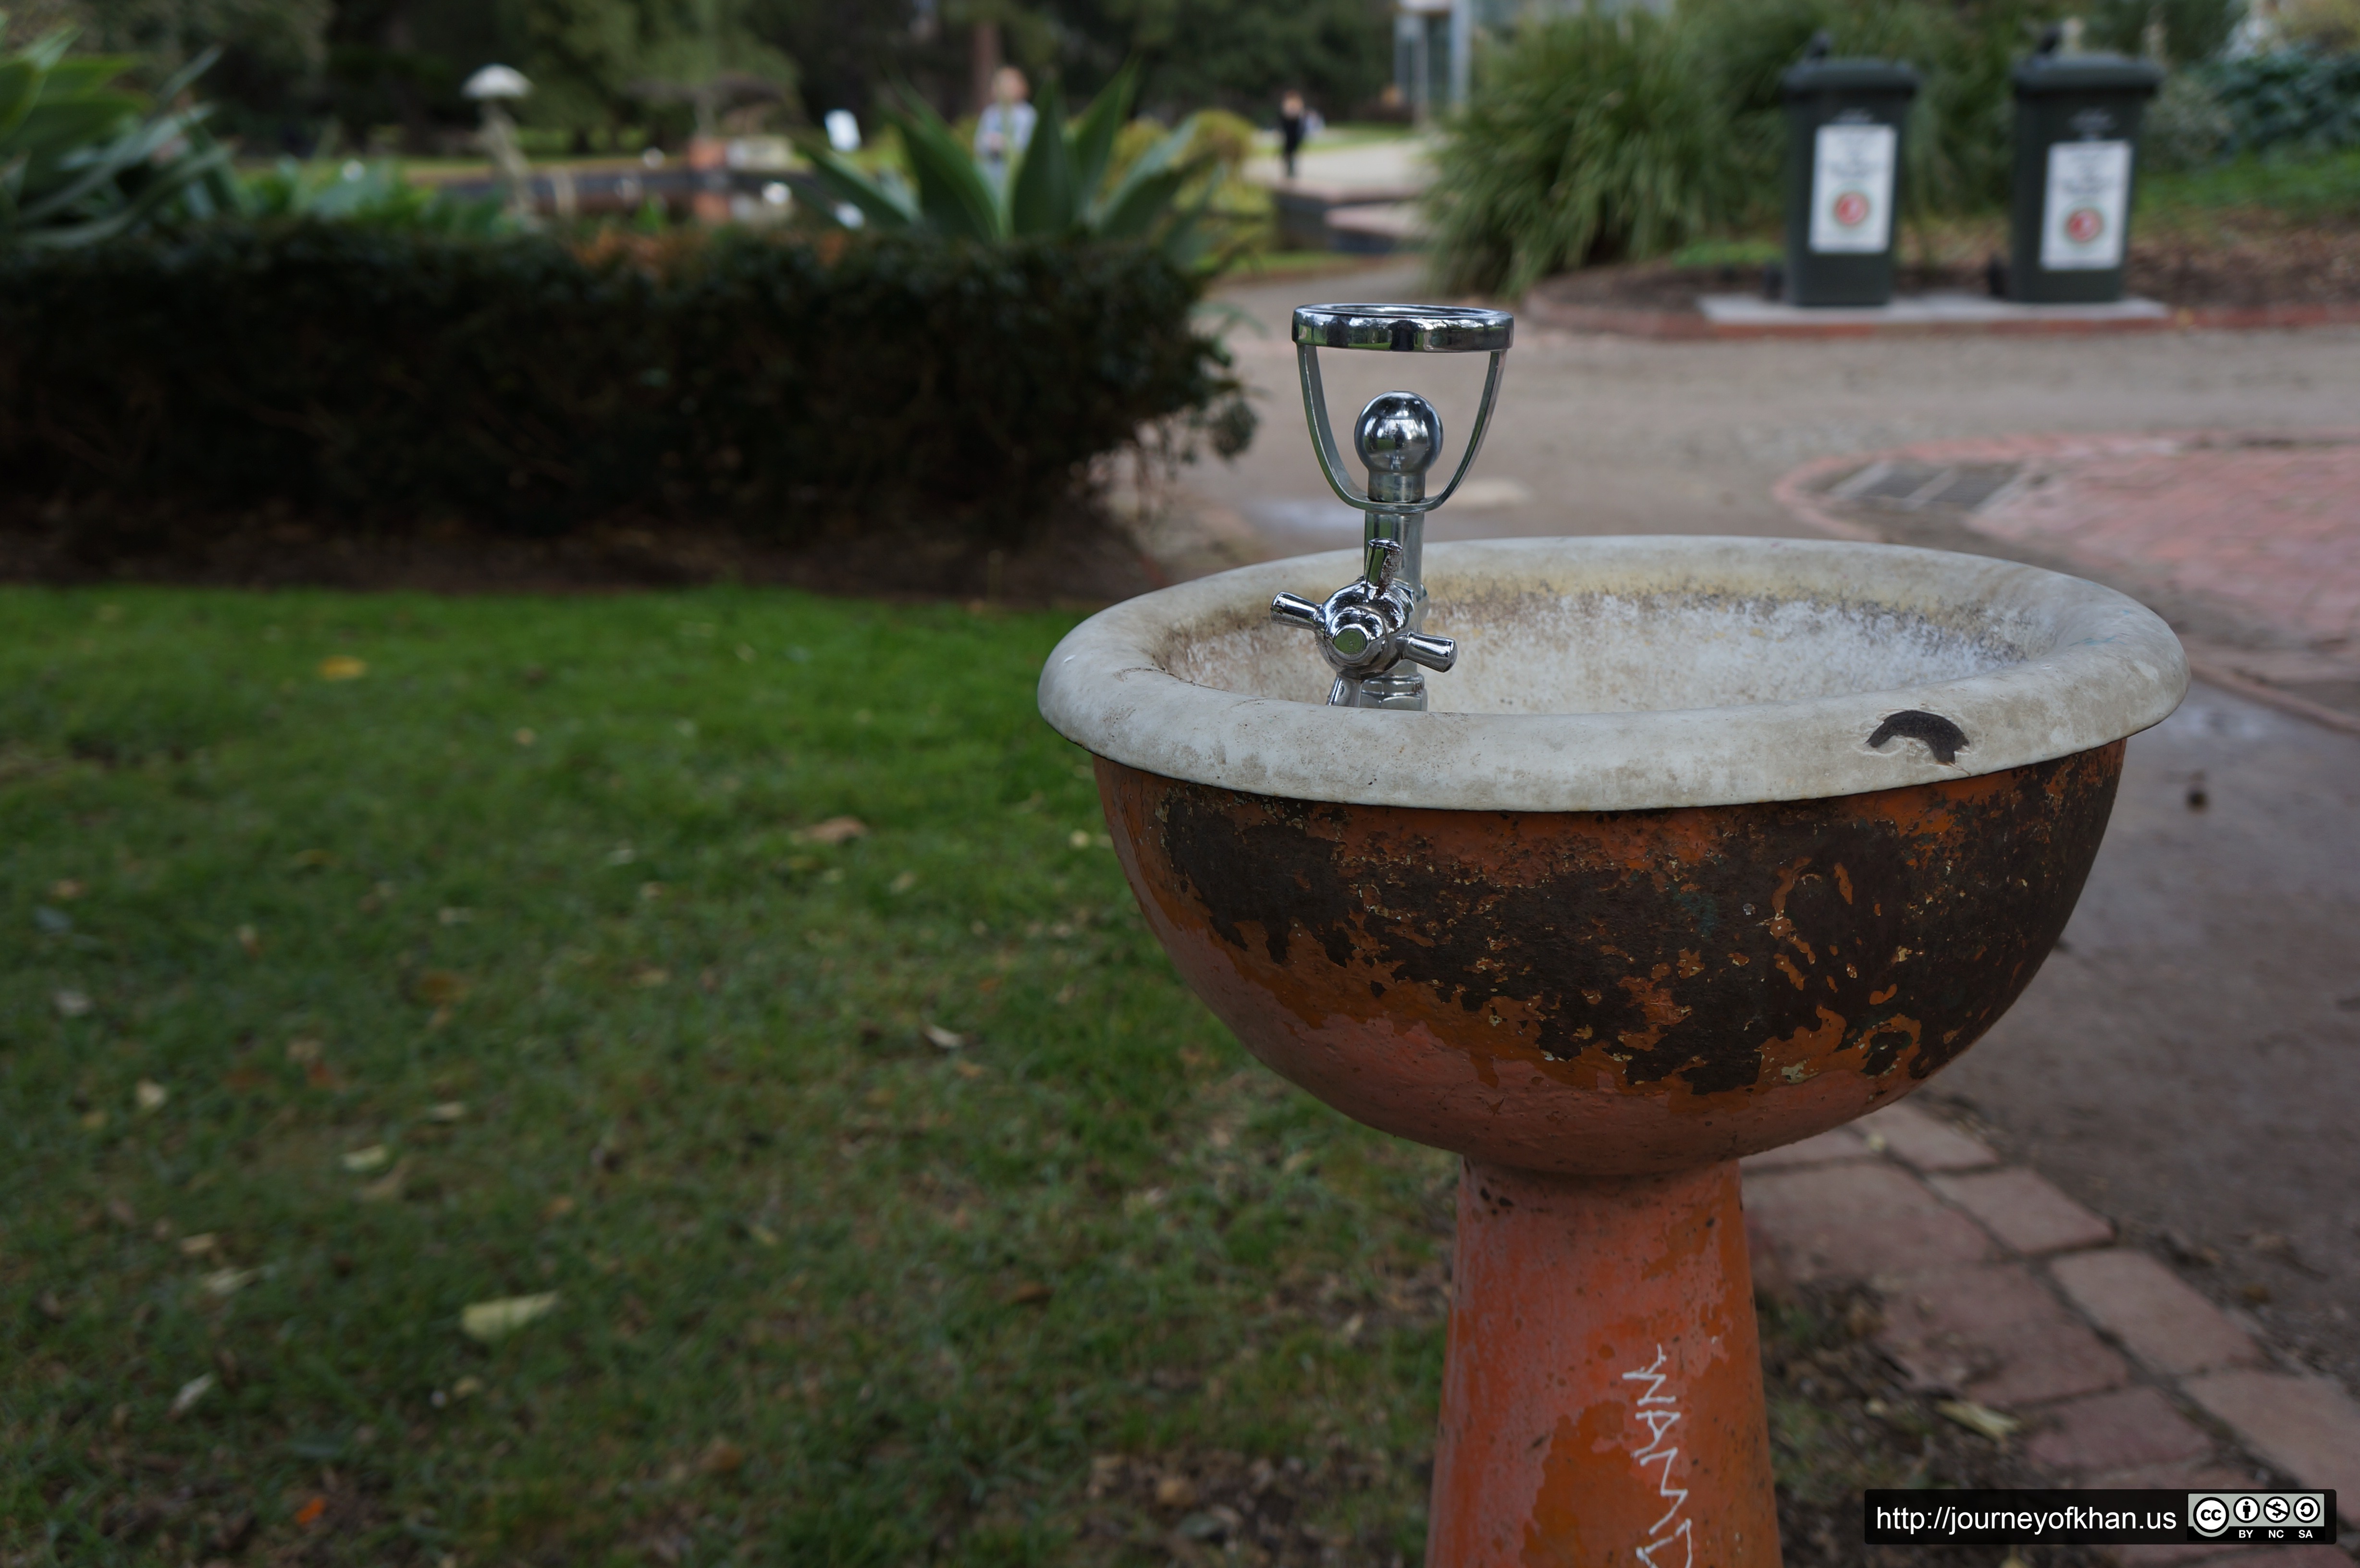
1527 203 2360 334
0 496 1167 605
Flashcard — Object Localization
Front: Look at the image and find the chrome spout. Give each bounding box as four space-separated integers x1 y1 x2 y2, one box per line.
1272 304 1513 710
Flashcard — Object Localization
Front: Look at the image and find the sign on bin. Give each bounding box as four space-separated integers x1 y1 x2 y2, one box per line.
2040 140 2131 270
1809 123 1895 254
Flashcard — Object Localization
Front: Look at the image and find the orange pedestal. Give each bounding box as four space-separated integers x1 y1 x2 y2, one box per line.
1429 1160 1781 1568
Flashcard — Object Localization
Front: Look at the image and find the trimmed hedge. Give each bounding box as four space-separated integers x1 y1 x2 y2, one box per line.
0 225 1242 539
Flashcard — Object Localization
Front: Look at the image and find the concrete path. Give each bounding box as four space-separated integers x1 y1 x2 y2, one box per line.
1241 133 1436 195
1155 258 2360 1420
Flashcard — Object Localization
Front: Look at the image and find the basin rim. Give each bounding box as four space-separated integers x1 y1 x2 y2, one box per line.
1038 536 2188 812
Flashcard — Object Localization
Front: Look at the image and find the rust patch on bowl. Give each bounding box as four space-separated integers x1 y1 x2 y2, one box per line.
1097 744 2121 1172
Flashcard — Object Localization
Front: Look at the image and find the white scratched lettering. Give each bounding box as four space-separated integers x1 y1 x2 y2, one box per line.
1622 1345 1693 1568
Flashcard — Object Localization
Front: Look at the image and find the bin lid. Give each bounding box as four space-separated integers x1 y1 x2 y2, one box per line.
2013 50 2165 95
1782 56 1923 97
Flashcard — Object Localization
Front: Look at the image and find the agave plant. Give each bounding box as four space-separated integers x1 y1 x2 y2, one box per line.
0 17 239 248
804 64 1232 267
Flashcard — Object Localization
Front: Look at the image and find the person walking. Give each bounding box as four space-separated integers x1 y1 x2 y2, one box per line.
1278 90 1308 179
977 66 1037 189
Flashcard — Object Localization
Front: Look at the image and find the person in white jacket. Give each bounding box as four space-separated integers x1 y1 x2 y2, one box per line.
976 66 1037 189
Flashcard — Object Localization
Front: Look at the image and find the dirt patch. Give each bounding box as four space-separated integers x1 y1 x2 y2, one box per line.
0 492 1164 607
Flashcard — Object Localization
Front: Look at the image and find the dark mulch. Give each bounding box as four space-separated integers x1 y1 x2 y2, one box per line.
0 493 1164 606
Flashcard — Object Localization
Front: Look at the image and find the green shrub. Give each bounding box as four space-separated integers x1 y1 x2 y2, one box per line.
2082 0 2246 65
1426 7 1739 295
2142 71 2237 169
0 23 240 248
1427 0 2077 293
236 156 513 233
806 64 1254 271
2196 47 2360 151
1680 0 2064 217
0 224 1241 541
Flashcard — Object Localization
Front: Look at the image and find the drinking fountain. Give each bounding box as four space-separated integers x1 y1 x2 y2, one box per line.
1038 304 2187 1566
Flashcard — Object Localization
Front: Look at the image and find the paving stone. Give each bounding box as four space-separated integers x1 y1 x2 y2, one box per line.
1738 1126 1869 1171
2050 1250 2263 1376
1933 1166 2116 1255
1742 1161 1993 1283
2181 1370 2360 1499
1875 1262 2129 1407
1856 1099 1999 1172
2027 1387 2213 1475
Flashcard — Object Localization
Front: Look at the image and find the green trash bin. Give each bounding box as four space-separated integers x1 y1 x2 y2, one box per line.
1781 50 1921 307
2007 49 2163 303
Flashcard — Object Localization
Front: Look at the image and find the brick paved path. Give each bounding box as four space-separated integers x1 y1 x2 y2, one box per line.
1744 1101 2360 1564
1966 436 2360 651
1775 430 2360 735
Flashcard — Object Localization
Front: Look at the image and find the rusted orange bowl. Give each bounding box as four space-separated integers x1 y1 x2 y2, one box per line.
1042 538 2186 1175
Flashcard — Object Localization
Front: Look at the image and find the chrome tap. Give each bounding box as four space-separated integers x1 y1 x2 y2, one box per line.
1273 304 1514 710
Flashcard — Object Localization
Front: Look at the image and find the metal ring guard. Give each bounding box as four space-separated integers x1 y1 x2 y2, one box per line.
1271 304 1515 710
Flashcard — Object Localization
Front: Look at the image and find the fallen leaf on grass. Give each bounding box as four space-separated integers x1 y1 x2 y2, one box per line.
413 970 470 1006
791 817 867 845
178 1233 219 1257
745 1220 779 1247
288 847 336 869
235 924 263 957
286 1038 322 1064
514 727 537 747
461 1292 559 1342
1936 1399 2020 1441
169 1373 215 1416
317 656 367 681
49 878 85 900
700 1438 747 1475
356 1163 409 1202
542 1195 577 1220
79 1109 107 1130
632 967 671 988
341 1145 390 1173
951 1061 988 1080
425 1101 467 1122
54 989 92 1018
134 1078 168 1113
201 1267 260 1298
889 870 918 893
1006 1281 1053 1307
437 906 474 926
293 1494 327 1527
451 1375 484 1400
922 1024 967 1051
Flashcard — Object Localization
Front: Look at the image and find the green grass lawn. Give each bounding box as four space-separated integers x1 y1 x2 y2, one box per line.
2139 147 2360 223
0 586 1455 1566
